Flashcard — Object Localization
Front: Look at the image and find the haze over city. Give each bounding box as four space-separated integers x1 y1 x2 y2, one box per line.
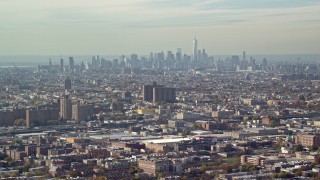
2 1 320 179
0 0 319 55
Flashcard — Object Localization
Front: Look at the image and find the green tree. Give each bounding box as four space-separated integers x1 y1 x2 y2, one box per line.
295 169 302 176
9 173 17 177
14 118 26 126
308 145 318 151
69 170 82 178
4 156 13 162
315 156 320 165
201 163 208 172
269 120 276 127
278 171 294 178
155 171 164 179
96 177 106 180
293 144 304 152
222 165 233 174
22 163 32 172
34 171 44 176
11 138 22 145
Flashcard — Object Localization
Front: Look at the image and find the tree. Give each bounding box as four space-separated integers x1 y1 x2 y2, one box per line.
308 145 318 151
295 169 303 176
69 170 82 178
200 163 208 172
293 144 304 152
155 171 164 179
278 171 294 178
11 139 22 145
14 118 26 126
269 120 276 128
95 177 106 180
34 170 44 176
9 173 17 177
4 156 13 162
222 165 233 174
181 176 188 180
315 156 320 165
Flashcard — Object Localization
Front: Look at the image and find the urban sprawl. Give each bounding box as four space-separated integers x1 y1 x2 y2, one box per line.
1 40 320 179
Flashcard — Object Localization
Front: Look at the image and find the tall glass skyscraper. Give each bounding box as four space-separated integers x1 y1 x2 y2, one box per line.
193 36 198 62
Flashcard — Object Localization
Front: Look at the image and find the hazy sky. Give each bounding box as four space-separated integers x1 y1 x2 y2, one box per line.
0 0 319 55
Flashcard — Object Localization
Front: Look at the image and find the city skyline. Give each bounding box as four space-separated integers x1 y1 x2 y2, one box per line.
0 0 319 55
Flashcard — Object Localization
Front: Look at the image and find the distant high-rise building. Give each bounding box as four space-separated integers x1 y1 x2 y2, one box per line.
49 58 53 72
142 82 176 103
176 48 182 62
72 102 94 122
193 36 198 61
153 87 176 103
60 59 64 72
80 61 85 71
142 82 159 102
26 109 59 127
60 94 72 120
150 52 154 60
69 57 75 72
131 54 139 68
113 59 119 69
231 56 240 65
243 51 246 62
262 58 268 67
101 58 107 70
64 77 72 90
250 57 256 66
97 55 101 68
92 56 97 69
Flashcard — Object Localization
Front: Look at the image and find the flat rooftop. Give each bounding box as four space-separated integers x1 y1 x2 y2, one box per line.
16 132 47 137
139 138 191 144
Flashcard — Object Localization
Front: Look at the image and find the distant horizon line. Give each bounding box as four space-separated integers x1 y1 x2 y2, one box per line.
0 53 319 57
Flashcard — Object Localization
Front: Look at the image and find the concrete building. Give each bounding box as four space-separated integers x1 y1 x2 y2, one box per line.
153 86 176 103
69 57 74 72
26 109 60 127
142 82 159 102
64 77 71 90
60 59 64 72
72 103 94 122
142 82 176 103
146 143 169 153
262 116 280 126
295 133 320 147
0 109 26 126
60 94 72 120
241 155 266 166
223 128 279 139
176 111 201 120
138 159 182 175
212 110 235 118
168 120 185 128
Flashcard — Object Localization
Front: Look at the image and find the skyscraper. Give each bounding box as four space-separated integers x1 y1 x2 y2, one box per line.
243 51 246 62
69 57 75 72
60 59 64 72
72 102 94 122
49 58 52 73
142 82 158 102
153 87 176 103
193 36 198 62
176 48 182 62
64 77 72 91
60 94 72 120
142 82 176 103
